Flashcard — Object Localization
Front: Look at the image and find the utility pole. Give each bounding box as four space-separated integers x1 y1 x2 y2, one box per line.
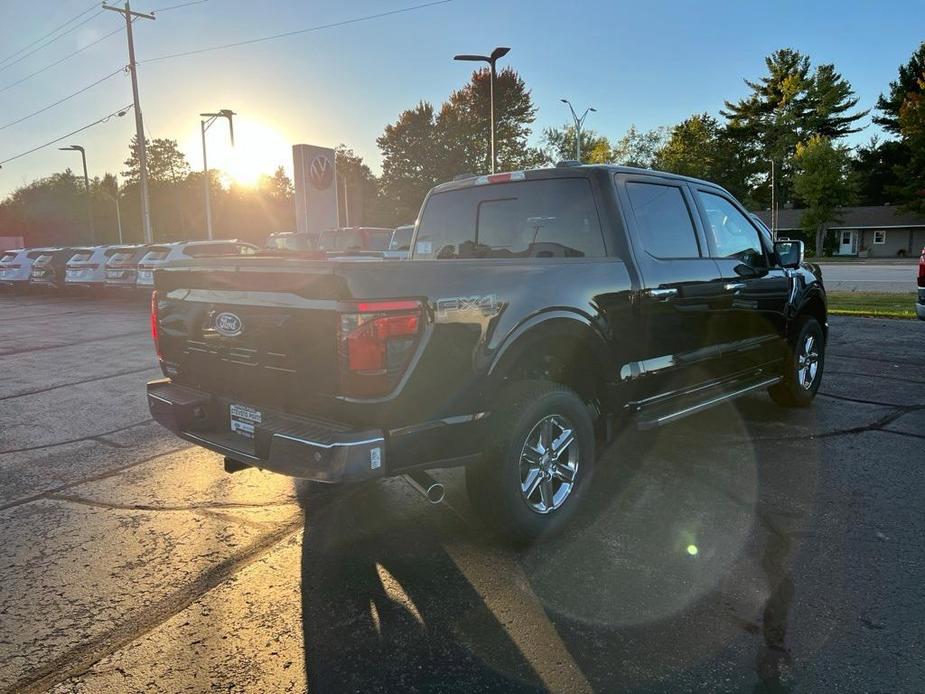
103 1 155 243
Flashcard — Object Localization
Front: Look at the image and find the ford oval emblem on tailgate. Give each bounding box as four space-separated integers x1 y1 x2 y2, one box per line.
214 312 243 337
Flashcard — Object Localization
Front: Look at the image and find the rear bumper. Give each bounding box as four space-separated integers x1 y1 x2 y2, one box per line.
147 378 386 482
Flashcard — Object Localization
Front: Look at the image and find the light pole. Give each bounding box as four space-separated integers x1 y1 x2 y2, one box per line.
560 99 596 163
768 159 777 239
100 184 123 244
200 109 235 240
454 46 510 174
59 144 95 244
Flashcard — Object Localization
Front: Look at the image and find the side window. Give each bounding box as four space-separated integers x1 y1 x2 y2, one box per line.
625 181 700 258
697 191 766 268
414 178 606 259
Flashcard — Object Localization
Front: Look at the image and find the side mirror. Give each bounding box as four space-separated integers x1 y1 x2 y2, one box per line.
775 239 804 269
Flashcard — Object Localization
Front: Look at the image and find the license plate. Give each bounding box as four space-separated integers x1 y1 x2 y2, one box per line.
138 270 152 282
230 403 262 438
106 269 123 279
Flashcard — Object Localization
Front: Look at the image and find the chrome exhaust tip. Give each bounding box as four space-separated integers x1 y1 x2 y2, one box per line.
404 470 445 504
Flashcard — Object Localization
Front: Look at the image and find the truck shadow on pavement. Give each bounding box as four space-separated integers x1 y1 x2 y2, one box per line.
294 397 813 693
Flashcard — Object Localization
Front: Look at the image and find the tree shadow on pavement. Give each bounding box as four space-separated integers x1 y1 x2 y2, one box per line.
294 397 813 692
296 479 545 693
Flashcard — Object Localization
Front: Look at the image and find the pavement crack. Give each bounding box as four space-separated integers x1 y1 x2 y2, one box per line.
0 444 192 512
7 517 306 694
11 484 366 694
824 370 925 386
0 330 149 357
827 351 925 368
818 391 908 408
44 492 300 513
0 366 159 402
0 419 154 455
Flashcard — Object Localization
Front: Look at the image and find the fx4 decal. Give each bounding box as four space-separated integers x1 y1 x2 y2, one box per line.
436 294 502 318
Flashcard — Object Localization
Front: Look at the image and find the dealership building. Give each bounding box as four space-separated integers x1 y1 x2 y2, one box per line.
753 205 925 258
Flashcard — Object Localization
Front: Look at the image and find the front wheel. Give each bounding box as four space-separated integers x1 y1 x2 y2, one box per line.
769 316 825 407
466 380 595 544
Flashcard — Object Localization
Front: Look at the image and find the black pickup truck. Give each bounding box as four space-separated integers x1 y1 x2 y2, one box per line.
147 164 826 541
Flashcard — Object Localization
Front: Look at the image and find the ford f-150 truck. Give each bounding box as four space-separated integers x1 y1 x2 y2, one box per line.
147 164 827 541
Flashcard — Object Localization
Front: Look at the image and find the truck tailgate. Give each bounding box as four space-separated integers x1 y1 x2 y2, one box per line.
155 259 346 416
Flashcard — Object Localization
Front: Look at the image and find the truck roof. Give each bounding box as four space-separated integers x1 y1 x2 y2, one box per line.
429 164 728 196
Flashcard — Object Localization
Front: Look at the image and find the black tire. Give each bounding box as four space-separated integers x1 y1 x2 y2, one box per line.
769 316 825 407
465 380 595 544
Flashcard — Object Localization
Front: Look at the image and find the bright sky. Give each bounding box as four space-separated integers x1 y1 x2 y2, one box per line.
1 0 923 198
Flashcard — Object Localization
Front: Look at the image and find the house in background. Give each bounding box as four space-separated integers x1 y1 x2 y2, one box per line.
752 205 925 258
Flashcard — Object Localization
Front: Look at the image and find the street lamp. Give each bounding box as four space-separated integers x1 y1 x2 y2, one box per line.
560 99 596 163
99 183 123 244
454 46 510 174
768 159 777 239
200 109 235 240
58 144 96 244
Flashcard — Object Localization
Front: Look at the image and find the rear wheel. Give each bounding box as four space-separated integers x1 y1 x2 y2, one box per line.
466 380 595 543
769 316 825 407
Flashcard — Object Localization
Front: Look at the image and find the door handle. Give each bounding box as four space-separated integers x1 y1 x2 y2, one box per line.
644 287 678 300
724 282 746 292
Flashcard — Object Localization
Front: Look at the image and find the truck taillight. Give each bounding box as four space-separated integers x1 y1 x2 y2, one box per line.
338 299 424 397
150 290 162 360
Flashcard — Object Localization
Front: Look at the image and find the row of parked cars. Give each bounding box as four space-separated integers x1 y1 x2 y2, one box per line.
0 240 259 293
0 224 425 300
0 225 418 295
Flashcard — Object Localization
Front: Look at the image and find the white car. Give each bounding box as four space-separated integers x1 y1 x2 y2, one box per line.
66 245 142 291
135 240 258 289
1 248 59 290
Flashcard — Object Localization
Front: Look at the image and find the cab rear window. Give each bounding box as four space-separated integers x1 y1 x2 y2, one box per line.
414 178 606 259
69 252 93 263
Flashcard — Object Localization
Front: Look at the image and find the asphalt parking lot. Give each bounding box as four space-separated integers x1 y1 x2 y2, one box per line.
1 293 923 693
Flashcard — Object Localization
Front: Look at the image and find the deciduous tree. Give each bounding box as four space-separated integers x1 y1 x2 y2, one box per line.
792 136 854 255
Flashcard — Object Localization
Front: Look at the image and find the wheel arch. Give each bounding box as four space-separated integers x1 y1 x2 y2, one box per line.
796 288 828 338
488 311 617 414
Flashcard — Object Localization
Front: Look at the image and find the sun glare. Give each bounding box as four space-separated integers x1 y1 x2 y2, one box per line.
188 117 292 188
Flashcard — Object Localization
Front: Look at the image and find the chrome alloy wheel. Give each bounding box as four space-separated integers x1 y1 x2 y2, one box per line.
797 333 820 390
519 414 579 514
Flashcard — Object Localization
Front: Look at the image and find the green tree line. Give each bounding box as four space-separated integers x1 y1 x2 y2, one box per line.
2 43 924 253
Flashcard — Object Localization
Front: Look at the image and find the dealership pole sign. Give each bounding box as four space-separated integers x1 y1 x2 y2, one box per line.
293 144 338 235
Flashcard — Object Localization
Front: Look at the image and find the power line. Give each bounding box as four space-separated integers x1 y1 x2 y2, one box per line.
0 10 106 74
139 0 452 64
0 68 126 132
0 25 125 95
0 104 134 167
0 2 99 67
151 0 210 13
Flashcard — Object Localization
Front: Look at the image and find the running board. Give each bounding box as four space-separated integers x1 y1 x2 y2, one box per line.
636 376 781 430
